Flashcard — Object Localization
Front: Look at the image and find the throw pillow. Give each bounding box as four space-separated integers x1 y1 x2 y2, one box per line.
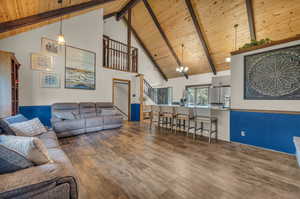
0 135 52 165
54 112 76 120
0 114 28 135
0 145 33 174
9 118 47 136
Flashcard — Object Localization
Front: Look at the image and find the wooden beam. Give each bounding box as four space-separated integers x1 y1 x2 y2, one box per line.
127 9 132 71
104 12 117 20
0 0 116 34
123 18 168 81
143 0 181 66
184 0 216 75
245 0 256 40
116 0 142 20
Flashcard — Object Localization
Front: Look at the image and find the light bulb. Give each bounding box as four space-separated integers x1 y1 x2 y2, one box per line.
225 57 231 63
57 34 66 45
184 67 189 72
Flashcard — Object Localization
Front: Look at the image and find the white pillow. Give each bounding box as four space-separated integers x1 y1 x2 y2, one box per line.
9 118 47 136
0 135 52 165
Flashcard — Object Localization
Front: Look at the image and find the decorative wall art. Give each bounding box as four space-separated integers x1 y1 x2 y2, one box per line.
40 72 60 88
41 37 63 56
31 53 53 71
65 46 96 90
244 45 300 100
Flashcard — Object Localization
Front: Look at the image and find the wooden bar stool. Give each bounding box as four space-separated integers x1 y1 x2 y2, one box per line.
160 106 174 131
193 108 218 143
150 105 161 129
174 107 192 134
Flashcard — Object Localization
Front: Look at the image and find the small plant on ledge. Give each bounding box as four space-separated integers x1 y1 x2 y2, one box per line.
239 38 272 50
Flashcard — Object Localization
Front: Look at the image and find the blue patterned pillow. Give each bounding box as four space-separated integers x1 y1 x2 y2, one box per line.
0 114 28 135
0 145 33 174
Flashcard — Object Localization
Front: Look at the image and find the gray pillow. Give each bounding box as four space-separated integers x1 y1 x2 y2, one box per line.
54 112 76 120
0 135 52 165
0 114 28 135
0 145 33 174
9 118 47 137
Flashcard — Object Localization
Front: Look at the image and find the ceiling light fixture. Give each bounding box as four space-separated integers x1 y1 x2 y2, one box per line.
176 44 189 79
57 0 66 45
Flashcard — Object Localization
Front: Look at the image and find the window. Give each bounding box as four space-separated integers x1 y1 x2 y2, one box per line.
153 87 173 105
186 85 210 106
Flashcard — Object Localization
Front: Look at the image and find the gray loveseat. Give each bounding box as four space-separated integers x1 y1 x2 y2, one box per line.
51 102 123 138
0 115 79 199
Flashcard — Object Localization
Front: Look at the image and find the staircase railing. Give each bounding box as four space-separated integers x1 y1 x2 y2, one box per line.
143 79 156 103
113 105 128 120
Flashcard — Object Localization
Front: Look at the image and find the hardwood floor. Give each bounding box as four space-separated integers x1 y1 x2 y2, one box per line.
59 122 300 199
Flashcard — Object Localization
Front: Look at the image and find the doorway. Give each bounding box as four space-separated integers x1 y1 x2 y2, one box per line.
112 78 131 120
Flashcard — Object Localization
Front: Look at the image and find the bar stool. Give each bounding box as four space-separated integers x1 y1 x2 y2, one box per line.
159 106 174 131
193 108 218 143
150 105 161 129
174 107 192 134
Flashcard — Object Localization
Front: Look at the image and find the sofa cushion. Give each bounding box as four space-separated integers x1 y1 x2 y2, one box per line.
0 144 33 174
54 112 77 120
79 103 96 119
9 118 47 137
99 109 119 116
0 135 51 165
52 103 80 120
38 131 60 149
0 114 28 135
53 119 85 133
86 116 104 128
103 115 123 125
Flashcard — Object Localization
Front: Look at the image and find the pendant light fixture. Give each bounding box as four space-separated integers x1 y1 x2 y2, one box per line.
57 0 66 45
176 44 189 79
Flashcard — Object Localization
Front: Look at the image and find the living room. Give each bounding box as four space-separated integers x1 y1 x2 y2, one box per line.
0 0 300 198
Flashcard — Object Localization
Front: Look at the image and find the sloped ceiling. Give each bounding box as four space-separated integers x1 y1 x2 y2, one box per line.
0 0 300 79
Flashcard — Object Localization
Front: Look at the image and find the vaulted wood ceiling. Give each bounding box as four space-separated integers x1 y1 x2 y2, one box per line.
0 0 300 79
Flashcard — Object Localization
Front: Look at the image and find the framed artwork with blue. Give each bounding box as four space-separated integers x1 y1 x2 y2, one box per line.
40 72 60 88
65 45 96 90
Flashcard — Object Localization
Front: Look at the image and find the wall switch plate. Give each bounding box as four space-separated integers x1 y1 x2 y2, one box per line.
241 131 246 136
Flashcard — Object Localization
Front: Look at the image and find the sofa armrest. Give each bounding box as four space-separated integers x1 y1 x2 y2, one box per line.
0 162 78 198
0 176 78 199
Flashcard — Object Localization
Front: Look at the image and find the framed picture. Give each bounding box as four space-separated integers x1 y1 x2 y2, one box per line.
41 37 63 56
31 53 53 71
244 44 300 100
65 45 96 90
40 72 60 88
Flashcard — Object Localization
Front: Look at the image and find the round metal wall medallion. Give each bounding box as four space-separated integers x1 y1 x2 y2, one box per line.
248 52 300 97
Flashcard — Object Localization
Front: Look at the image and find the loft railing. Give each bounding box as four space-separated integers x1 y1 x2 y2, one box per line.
103 35 138 73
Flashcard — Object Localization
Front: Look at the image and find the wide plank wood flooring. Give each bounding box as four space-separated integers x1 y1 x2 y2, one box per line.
59 122 300 199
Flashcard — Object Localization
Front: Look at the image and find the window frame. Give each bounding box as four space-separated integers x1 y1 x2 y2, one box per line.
185 84 211 107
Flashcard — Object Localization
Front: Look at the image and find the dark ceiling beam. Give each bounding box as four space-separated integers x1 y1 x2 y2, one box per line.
116 0 142 20
143 0 181 67
0 0 116 34
104 12 117 20
123 18 168 81
245 0 256 40
184 0 216 75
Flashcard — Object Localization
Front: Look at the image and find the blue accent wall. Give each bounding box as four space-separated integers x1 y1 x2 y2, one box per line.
130 103 140 121
230 110 300 154
19 106 52 127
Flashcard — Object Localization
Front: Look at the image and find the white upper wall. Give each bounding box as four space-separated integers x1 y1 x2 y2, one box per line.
231 39 300 112
103 17 165 86
160 70 230 101
0 9 142 106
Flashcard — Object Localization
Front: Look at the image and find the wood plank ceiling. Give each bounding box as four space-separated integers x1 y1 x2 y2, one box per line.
0 0 300 79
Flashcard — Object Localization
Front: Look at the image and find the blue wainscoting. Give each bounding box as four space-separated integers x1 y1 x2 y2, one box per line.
130 103 140 121
19 106 52 127
230 110 300 154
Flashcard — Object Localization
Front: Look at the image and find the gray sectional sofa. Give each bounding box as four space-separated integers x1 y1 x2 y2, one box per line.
0 115 79 199
0 102 123 198
51 102 123 138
